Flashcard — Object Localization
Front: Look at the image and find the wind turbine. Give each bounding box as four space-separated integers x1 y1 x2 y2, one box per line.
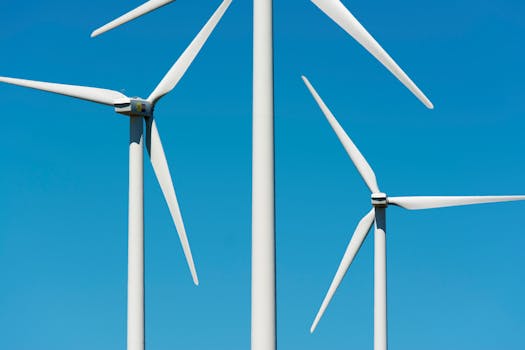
302 75 525 350
0 1 231 350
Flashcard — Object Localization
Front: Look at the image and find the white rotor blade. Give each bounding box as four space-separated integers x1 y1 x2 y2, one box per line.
91 0 175 38
311 208 375 333
146 117 198 285
147 0 232 105
388 195 525 210
0 76 126 106
310 0 433 109
302 76 380 193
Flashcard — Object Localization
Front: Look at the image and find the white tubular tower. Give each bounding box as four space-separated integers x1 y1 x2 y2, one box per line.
252 0 276 349
128 117 145 350
373 207 387 350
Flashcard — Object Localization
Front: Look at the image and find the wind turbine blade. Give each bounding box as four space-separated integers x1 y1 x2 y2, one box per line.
388 195 525 210
147 0 232 105
146 117 198 285
311 208 375 333
310 0 433 109
91 0 176 38
0 76 126 106
302 76 380 193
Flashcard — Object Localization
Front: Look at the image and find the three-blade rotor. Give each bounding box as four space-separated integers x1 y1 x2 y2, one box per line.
0 0 232 285
302 75 525 332
310 0 433 109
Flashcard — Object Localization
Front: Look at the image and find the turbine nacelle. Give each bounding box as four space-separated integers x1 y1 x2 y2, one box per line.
371 192 387 207
114 98 153 117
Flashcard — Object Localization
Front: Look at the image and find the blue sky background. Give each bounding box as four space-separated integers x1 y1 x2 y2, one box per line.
1 0 524 349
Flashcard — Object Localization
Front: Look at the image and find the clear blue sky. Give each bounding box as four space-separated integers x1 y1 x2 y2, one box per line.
1 0 524 349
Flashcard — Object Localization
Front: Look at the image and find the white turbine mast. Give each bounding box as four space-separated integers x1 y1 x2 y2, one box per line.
0 2 231 350
302 75 525 350
252 0 275 349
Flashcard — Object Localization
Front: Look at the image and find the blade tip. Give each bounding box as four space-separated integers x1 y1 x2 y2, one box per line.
310 321 318 333
91 25 112 38
190 268 199 286
301 76 315 93
419 94 434 109
301 75 310 85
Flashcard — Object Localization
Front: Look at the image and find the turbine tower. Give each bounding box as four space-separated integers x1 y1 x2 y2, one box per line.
251 0 275 348
302 75 525 350
0 2 231 350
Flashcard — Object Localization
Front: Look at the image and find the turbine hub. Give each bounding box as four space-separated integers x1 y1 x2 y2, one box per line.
114 98 153 117
371 192 388 207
